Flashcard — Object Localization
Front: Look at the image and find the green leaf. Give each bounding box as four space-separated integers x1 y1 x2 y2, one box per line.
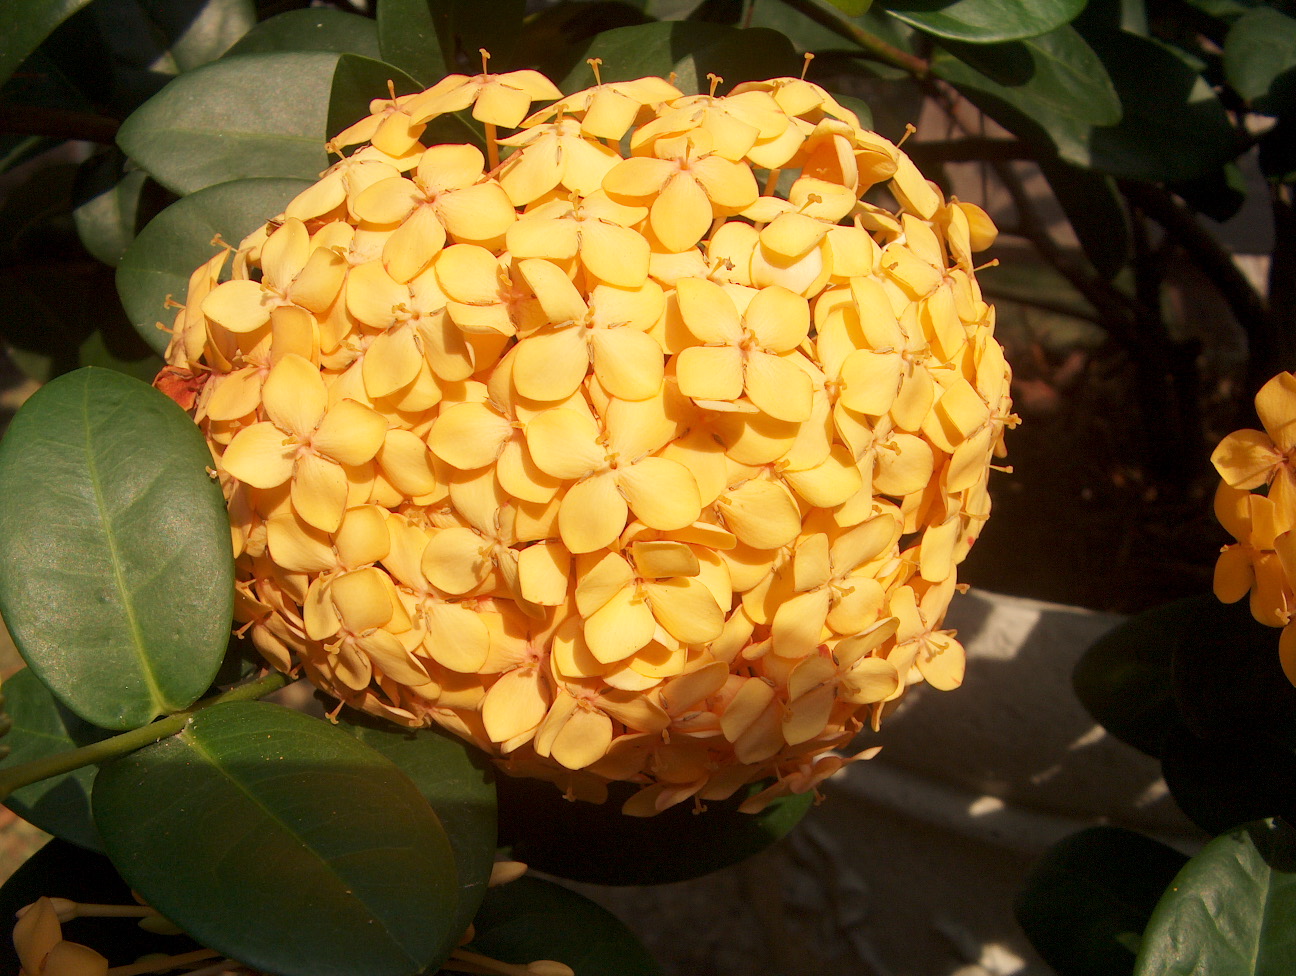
343 714 497 939
883 0 1085 43
1134 819 1296 976
825 0 873 14
469 876 662 976
0 369 233 730
1224 7 1296 112
0 839 203 974
0 668 112 852
72 150 157 267
94 701 462 976
560 21 800 94
378 0 525 86
1016 827 1189 976
1079 26 1241 182
0 0 95 90
524 2 652 83
497 776 813 885
135 0 255 72
225 7 381 58
1172 161 1248 223
116 177 311 354
1038 156 1131 279
931 27 1120 169
117 52 418 196
1160 726 1296 836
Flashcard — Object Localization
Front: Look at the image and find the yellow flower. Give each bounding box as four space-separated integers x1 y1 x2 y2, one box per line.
159 64 1015 813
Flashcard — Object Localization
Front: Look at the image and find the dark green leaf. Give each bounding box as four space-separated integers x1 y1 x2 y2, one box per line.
1039 156 1131 278
117 52 413 195
561 21 800 94
0 668 112 851
0 839 202 974
226 7 380 58
1072 596 1189 758
94 701 462 976
1160 726 1296 835
378 0 525 85
1080 26 1241 182
523 2 651 82
1171 161 1248 223
136 0 255 71
1224 7 1296 112
0 369 232 729
824 0 873 14
1261 114 1296 183
931 28 1120 169
0 0 95 90
883 0 1085 43
1182 0 1260 20
469 876 662 976
72 150 156 267
1015 827 1189 976
343 714 496 939
116 177 311 354
1134 819 1296 976
497 776 813 885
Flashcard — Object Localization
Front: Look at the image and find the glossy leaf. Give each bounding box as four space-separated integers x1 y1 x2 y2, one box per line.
135 0 256 72
0 668 111 852
469 876 662 976
1039 157 1130 279
116 177 311 354
0 369 233 730
0 0 95 90
344 714 496 939
0 839 202 975
72 150 157 267
117 51 412 196
931 28 1120 170
1016 827 1188 976
883 0 1085 43
1080 26 1241 182
561 21 799 94
225 8 381 58
94 701 462 976
1134 819 1296 976
1224 7 1296 113
1160 726 1296 836
497 776 813 885
378 0 524 86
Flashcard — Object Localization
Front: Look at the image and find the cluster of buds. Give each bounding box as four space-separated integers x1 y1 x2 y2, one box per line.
159 54 1015 814
1211 371 1296 685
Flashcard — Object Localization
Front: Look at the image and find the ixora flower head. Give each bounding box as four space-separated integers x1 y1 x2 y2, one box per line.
156 57 1016 816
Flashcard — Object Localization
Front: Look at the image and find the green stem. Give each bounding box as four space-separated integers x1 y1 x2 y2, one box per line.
777 0 930 77
0 672 292 802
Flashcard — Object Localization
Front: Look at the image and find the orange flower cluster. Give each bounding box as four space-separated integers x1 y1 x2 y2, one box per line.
1211 371 1296 685
160 60 1015 814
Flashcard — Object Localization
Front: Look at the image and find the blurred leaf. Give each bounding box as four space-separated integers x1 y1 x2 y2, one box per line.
0 839 201 974
1261 114 1296 183
343 715 497 939
1134 819 1296 976
497 775 813 885
0 369 232 730
883 0 1085 43
94 701 462 976
1224 7 1296 113
0 668 111 852
117 52 415 195
1161 726 1296 836
1039 156 1131 278
469 876 662 976
524 2 651 80
0 136 55 176
378 0 524 86
747 0 875 52
1072 596 1192 758
116 177 312 353
835 92 874 129
561 21 800 94
1171 161 1248 222
1080 25 1241 182
0 0 95 90
72 150 159 267
1016 827 1189 976
825 0 873 14
226 7 380 58
137 0 255 71
1183 0 1260 19
931 28 1120 169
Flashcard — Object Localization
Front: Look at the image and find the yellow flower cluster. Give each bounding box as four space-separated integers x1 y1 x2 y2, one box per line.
159 58 1015 815
1211 371 1296 685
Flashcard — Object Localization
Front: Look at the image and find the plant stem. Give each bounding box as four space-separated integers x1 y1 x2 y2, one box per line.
777 0 930 77
106 948 220 976
0 672 292 801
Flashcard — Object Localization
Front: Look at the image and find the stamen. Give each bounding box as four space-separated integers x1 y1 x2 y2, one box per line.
479 48 492 77
800 52 815 80
387 78 398 102
897 122 917 148
707 72 723 97
587 57 603 86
